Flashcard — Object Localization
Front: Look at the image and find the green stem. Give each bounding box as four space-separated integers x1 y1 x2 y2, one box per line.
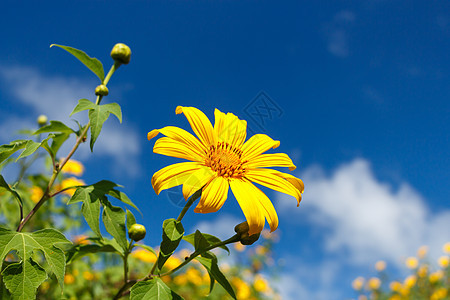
176 188 202 222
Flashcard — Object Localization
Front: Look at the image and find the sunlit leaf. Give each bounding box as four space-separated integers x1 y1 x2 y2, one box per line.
183 230 229 254
88 103 123 151
33 121 75 135
102 201 128 252
70 98 96 116
130 278 183 300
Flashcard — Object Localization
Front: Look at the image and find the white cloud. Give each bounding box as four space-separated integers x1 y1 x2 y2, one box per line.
278 158 450 267
323 10 355 58
0 65 141 176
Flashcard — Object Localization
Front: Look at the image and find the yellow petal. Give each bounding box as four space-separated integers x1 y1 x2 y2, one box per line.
229 179 265 235
148 126 206 160
182 167 216 200
152 162 203 195
194 176 229 213
271 170 304 198
245 168 302 206
241 134 280 161
214 109 247 148
245 181 279 232
176 106 215 147
154 137 204 162
245 153 296 171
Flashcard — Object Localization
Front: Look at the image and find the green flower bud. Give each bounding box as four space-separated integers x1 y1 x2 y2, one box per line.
37 115 48 127
95 84 109 96
110 43 131 64
128 224 146 241
234 221 250 236
240 232 260 246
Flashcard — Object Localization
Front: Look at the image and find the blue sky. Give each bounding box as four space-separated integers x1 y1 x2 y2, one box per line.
1 1 449 299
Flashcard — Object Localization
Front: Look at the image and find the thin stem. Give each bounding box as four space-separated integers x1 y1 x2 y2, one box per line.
176 188 202 222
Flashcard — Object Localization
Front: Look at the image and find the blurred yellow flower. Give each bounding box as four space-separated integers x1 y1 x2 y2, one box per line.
429 270 444 283
403 275 416 289
186 267 203 286
234 243 245 252
253 275 269 293
231 277 251 300
61 159 84 176
417 265 428 277
367 277 381 290
405 257 418 269
64 274 75 284
389 281 402 292
431 287 448 300
164 256 182 270
443 242 450 254
255 245 268 256
148 106 304 235
83 271 95 281
131 248 157 263
72 234 90 245
417 245 428 259
40 281 50 292
438 256 449 268
30 186 44 203
60 177 85 196
389 295 401 300
375 260 386 272
173 273 188 285
352 277 365 291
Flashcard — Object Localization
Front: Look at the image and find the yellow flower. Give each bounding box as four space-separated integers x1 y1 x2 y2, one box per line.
173 274 188 285
367 277 381 290
389 281 402 292
438 256 449 268
30 186 44 203
429 270 444 283
352 277 365 291
61 159 84 176
164 256 182 270
375 260 386 272
234 243 245 252
389 295 401 300
443 242 450 254
72 234 90 245
64 274 75 284
253 274 269 293
148 106 304 235
431 288 448 300
417 264 428 277
60 177 85 196
131 248 157 263
403 275 416 289
83 271 95 281
231 277 251 300
405 256 418 269
186 267 203 285
417 245 428 259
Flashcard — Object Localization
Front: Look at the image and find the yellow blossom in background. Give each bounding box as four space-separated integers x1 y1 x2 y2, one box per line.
417 264 428 277
389 295 401 300
60 177 85 196
186 267 203 285
375 260 386 272
61 159 84 176
429 270 444 283
173 273 188 285
417 245 428 259
164 256 182 270
131 248 157 263
83 271 95 281
404 275 416 289
389 281 402 292
64 274 75 284
431 287 448 300
438 256 449 268
255 245 268 256
73 235 90 245
30 186 44 203
352 277 365 291
253 274 269 293
367 277 381 290
231 277 251 300
405 257 418 269
234 243 245 252
40 281 50 292
148 106 304 235
443 242 450 254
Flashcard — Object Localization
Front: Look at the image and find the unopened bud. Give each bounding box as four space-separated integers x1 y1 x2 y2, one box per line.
37 115 48 127
128 224 146 241
111 43 131 65
234 221 250 236
95 84 109 96
234 221 260 245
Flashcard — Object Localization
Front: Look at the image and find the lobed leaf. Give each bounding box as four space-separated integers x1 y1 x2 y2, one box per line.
130 278 183 300
183 231 229 254
155 219 184 272
70 98 96 116
102 201 128 252
88 103 123 151
50 44 105 81
0 140 28 164
33 121 75 135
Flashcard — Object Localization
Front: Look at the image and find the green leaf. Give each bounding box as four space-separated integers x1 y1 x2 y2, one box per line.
49 132 70 156
102 202 128 252
126 209 136 231
16 135 55 162
155 219 184 272
0 175 23 212
133 244 157 257
92 180 139 212
2 258 47 300
0 227 71 294
196 253 236 299
130 278 183 300
34 121 75 135
65 239 121 263
0 140 28 164
70 99 96 117
50 44 105 81
183 231 229 254
81 194 102 237
88 103 123 151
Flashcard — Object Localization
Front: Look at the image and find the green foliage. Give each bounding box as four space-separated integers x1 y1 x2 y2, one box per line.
50 44 105 81
183 230 230 254
156 219 184 272
0 140 28 164
130 278 183 300
89 103 122 151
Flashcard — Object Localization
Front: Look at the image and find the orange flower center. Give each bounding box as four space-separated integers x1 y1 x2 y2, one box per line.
205 142 246 178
